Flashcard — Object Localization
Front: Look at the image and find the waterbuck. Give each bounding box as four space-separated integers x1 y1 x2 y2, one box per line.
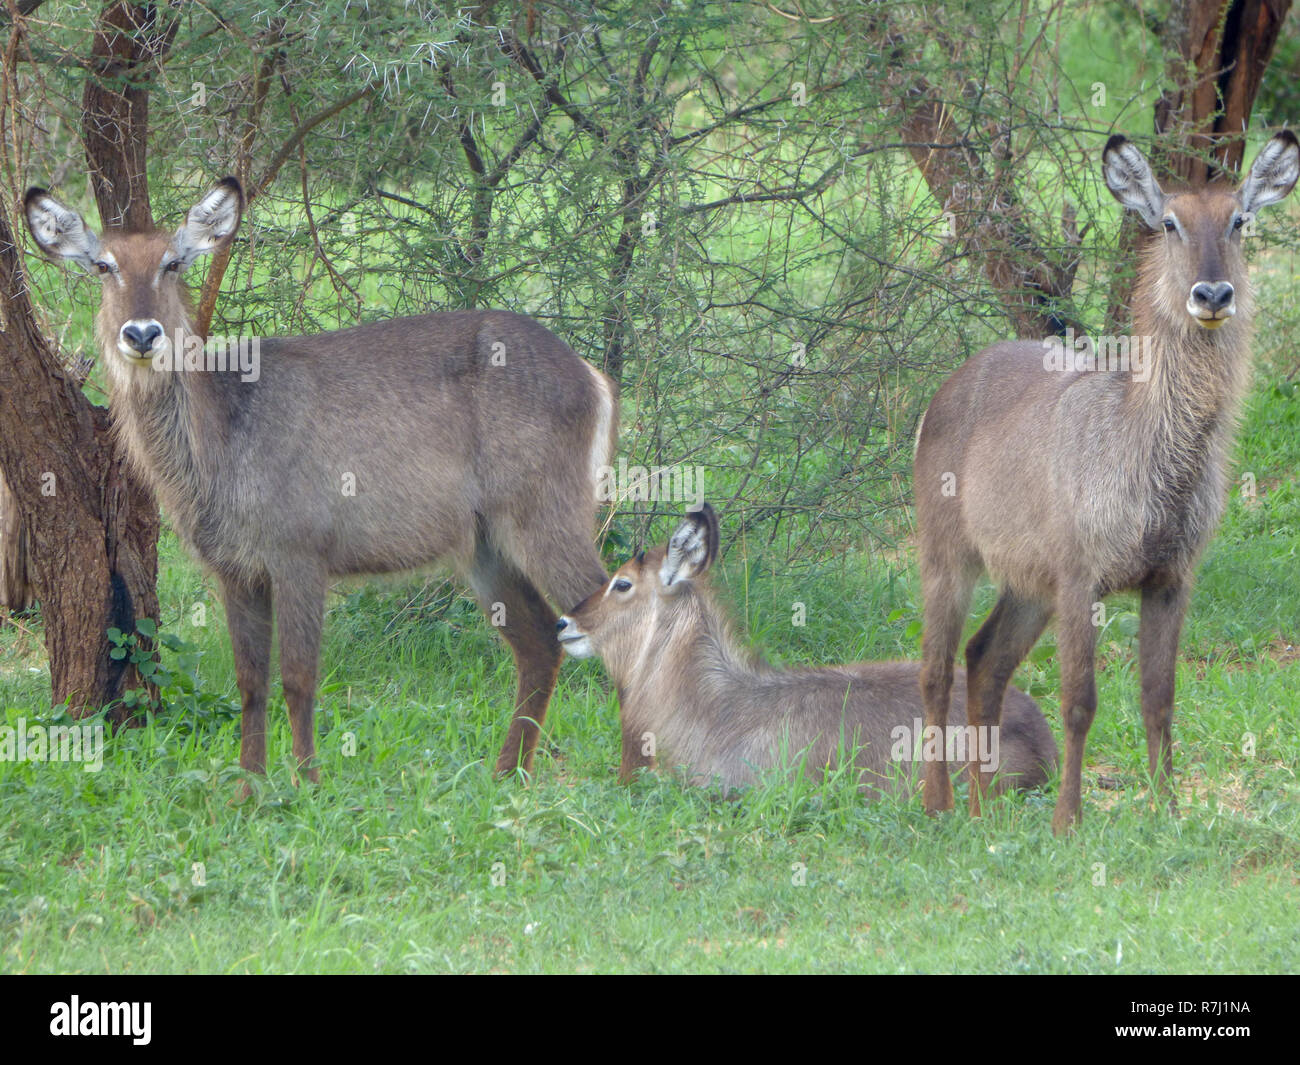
24 178 618 787
557 504 1058 795
914 131 1300 834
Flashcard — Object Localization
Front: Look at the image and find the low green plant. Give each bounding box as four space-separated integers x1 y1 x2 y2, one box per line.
106 619 238 726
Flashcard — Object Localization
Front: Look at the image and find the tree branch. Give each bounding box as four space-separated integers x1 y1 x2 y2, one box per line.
196 81 374 336
252 84 374 197
500 31 608 142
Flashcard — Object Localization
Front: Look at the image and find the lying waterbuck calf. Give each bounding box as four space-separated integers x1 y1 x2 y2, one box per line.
25 178 617 785
557 504 1057 795
915 131 1300 834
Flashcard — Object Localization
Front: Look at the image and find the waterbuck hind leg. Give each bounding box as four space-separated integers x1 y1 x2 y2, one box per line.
471 543 566 779
1052 585 1099 835
221 575 272 796
963 589 1051 815
499 502 610 615
1139 580 1190 813
919 566 978 815
273 569 328 785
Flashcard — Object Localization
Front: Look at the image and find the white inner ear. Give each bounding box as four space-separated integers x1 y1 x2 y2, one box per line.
27 196 101 267
1240 136 1300 214
1104 141 1166 229
660 520 708 588
172 185 240 266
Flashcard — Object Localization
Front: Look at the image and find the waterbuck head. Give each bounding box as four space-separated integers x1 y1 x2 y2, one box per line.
557 503 720 672
23 179 243 384
1103 131 1299 331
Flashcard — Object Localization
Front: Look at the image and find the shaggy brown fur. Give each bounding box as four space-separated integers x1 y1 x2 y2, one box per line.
559 505 1058 796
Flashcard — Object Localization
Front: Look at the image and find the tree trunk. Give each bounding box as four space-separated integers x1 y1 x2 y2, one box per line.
897 89 1082 339
0 471 34 613
0 1 174 721
82 0 176 229
0 208 158 722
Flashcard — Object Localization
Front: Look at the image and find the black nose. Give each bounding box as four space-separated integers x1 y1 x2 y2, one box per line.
1190 282 1234 313
555 618 568 633
121 322 162 354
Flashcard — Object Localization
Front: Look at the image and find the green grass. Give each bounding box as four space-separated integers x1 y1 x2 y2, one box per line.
2 357 1298 973
5 0 1297 974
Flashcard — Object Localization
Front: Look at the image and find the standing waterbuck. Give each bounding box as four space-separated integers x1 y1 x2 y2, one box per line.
24 177 618 786
914 131 1299 834
557 504 1057 795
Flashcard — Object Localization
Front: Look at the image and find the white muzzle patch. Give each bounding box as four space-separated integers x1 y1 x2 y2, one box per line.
557 618 593 659
117 319 169 364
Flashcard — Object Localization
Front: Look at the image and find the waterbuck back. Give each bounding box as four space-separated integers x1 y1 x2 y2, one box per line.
913 131 1299 834
558 504 1058 795
25 177 619 788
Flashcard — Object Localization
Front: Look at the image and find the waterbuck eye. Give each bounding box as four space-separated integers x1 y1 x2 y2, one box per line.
612 578 633 592
1162 218 1177 233
94 261 112 275
1232 215 1245 230
164 260 182 273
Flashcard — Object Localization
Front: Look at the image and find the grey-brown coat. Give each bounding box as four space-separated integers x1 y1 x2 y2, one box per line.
25 178 618 786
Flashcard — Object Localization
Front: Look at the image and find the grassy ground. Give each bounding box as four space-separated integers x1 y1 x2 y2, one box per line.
1 355 1297 974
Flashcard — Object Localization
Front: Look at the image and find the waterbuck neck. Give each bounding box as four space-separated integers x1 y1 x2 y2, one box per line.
1125 240 1255 446
615 587 761 726
97 303 227 541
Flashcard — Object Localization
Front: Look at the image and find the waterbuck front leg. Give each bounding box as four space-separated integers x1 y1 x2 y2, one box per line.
1052 583 1099 835
963 589 1051 816
273 568 328 785
221 575 272 797
1139 579 1190 813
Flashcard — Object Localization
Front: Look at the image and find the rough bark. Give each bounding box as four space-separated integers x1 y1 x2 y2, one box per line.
0 471 33 612
0 1 173 720
1156 0 1293 180
81 0 177 229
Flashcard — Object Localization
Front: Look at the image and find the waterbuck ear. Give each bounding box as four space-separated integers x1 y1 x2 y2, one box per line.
24 188 103 271
1239 130 1300 215
659 502 720 589
1102 135 1166 230
171 177 243 268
